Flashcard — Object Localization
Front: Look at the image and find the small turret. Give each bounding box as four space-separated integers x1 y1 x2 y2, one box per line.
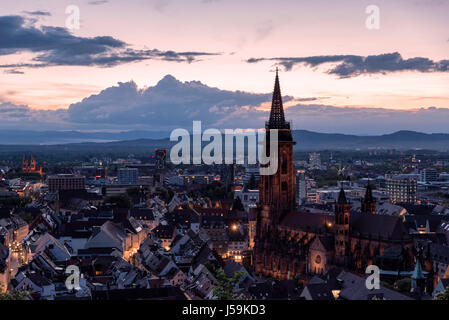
411 260 426 296
361 182 376 214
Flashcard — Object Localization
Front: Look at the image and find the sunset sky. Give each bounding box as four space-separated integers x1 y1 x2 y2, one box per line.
0 0 448 134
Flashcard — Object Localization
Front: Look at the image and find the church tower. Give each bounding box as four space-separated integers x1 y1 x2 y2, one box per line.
258 69 296 234
30 156 37 171
361 182 376 214
334 187 350 265
255 70 297 276
22 156 28 173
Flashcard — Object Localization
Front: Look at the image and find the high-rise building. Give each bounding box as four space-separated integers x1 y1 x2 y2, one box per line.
386 177 417 204
117 168 139 185
309 152 321 167
421 168 438 183
155 149 167 169
296 170 306 205
47 174 86 192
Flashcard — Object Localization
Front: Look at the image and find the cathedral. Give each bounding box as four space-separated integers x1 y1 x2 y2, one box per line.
254 71 414 280
22 156 43 175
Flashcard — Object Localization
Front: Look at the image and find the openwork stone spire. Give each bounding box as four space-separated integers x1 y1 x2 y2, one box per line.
364 181 374 203
338 186 348 204
267 68 289 130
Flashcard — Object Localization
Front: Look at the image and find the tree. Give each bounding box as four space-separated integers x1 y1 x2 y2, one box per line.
395 278 411 293
232 196 244 211
155 187 174 203
0 196 32 207
0 286 29 300
204 261 217 274
104 194 133 209
17 210 35 224
434 287 449 300
212 269 244 300
247 174 257 190
380 281 394 290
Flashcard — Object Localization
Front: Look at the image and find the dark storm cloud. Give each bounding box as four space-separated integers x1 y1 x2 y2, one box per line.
2 75 449 134
0 101 68 127
66 75 276 128
23 11 52 16
88 0 109 5
0 15 220 69
247 52 449 78
3 69 25 74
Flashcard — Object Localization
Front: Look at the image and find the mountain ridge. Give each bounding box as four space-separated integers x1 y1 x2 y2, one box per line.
1 129 449 151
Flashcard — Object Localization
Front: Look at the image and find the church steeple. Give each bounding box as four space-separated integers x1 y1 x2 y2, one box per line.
257 70 296 235
337 186 348 204
364 182 374 203
362 181 376 214
267 68 289 130
411 260 426 295
335 185 350 266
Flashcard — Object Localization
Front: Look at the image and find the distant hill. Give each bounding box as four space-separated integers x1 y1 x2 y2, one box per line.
291 130 449 150
0 130 448 152
0 130 170 145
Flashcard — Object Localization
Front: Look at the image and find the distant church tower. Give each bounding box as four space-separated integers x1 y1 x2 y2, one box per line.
30 156 37 171
21 155 43 175
361 182 376 214
258 69 296 234
334 187 350 265
22 156 28 172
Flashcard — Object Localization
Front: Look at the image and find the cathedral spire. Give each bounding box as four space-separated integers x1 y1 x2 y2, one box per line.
364 181 374 203
362 180 376 214
338 186 347 204
267 68 288 130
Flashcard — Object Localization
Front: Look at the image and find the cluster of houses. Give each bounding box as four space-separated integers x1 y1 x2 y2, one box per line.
1 169 449 300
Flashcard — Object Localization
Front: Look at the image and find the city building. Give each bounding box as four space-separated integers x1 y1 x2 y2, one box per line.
47 174 86 193
233 187 259 210
254 72 414 280
421 168 439 183
22 156 43 175
309 152 321 168
243 165 260 186
155 149 167 169
296 170 307 205
386 177 418 204
117 168 139 185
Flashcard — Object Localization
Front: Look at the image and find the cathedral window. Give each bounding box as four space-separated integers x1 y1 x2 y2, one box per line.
281 155 287 174
282 181 288 191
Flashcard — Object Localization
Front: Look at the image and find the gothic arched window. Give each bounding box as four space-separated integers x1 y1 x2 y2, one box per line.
281 155 287 174
282 181 288 191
